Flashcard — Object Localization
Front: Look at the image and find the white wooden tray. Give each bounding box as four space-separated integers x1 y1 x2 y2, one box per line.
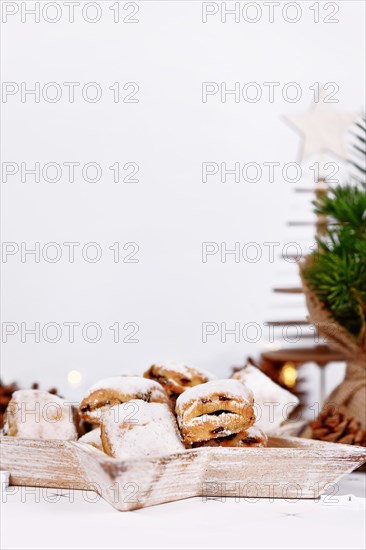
1 435 365 511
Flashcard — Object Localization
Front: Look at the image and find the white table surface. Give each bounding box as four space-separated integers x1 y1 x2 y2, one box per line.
1 473 365 550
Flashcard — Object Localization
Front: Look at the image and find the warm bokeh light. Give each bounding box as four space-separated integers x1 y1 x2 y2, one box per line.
279 362 297 388
67 370 82 387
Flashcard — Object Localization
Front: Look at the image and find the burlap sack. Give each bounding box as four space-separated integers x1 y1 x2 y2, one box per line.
300 258 366 430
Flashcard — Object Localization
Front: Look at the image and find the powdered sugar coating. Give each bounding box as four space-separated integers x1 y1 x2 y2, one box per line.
101 400 184 459
188 412 244 436
78 428 103 450
176 379 254 413
84 376 165 398
233 366 299 432
152 362 216 381
4 390 77 441
244 425 267 440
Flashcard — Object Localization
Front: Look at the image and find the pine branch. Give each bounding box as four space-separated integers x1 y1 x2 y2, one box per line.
303 117 366 339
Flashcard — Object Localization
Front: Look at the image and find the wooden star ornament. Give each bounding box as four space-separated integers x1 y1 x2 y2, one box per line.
285 99 357 161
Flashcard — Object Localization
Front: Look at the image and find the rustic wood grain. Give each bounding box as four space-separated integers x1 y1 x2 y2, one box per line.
1 435 365 511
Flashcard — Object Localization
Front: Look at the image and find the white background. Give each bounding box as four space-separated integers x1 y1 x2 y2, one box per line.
1 0 365 400
1 473 366 550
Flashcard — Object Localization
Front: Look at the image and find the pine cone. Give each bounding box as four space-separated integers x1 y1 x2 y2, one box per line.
310 404 366 446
